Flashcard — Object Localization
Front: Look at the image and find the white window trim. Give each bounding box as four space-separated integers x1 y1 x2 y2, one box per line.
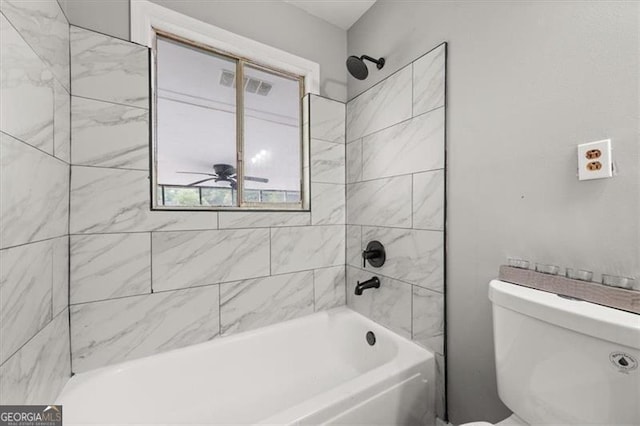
130 0 320 95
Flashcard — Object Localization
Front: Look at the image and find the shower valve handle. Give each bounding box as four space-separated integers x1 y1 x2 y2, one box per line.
361 241 386 268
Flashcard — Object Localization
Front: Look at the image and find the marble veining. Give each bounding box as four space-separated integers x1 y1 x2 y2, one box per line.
70 233 151 304
412 286 444 353
72 96 149 170
70 26 149 109
362 108 444 180
311 183 346 225
1 132 69 249
1 15 54 153
0 310 70 404
346 140 363 183
0 240 53 364
53 79 70 162
413 170 445 231
346 66 412 142
52 236 69 316
71 285 220 372
413 44 446 116
310 95 346 143
362 226 444 291
346 176 412 228
152 229 270 291
70 166 217 233
220 271 314 335
218 211 310 229
311 139 345 184
346 225 363 268
314 266 346 311
0 0 70 91
346 267 411 339
271 225 345 274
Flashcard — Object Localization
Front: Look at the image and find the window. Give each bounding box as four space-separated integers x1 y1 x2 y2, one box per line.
151 32 308 210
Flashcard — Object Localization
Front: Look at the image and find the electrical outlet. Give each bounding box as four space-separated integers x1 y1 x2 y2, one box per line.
577 139 612 181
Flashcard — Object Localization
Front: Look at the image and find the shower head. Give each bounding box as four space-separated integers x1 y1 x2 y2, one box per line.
346 55 385 80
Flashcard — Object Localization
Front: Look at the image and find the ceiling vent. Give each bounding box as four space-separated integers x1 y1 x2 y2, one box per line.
219 69 273 96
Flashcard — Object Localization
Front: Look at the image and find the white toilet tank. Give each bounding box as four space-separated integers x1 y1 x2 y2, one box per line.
490 279 640 426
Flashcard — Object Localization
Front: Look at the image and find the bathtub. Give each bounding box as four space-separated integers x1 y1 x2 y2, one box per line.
57 307 434 425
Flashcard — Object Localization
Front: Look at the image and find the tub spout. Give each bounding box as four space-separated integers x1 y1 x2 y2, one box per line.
355 277 380 295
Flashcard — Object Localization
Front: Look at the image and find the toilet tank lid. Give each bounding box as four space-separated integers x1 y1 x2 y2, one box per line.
489 280 640 349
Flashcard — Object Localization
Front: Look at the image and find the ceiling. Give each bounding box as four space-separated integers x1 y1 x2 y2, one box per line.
284 0 377 30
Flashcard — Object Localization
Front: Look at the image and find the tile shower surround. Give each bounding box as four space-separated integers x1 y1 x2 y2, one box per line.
1 4 446 414
0 0 71 404
345 43 447 418
68 26 348 373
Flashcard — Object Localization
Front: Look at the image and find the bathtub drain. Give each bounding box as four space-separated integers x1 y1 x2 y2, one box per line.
366 331 376 346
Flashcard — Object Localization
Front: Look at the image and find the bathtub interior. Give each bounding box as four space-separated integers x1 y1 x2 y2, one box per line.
57 308 433 425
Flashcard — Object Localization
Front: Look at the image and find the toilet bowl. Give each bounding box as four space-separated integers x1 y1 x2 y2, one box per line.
460 280 640 426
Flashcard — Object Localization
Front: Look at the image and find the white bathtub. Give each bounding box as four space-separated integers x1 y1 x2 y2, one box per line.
57 307 435 425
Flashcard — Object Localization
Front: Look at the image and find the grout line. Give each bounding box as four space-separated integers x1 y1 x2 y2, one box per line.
149 232 154 293
68 264 347 307
2 130 69 166
71 93 150 111
1 234 68 252
70 163 149 173
347 105 443 144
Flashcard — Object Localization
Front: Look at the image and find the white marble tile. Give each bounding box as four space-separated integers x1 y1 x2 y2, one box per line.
346 139 362 183
346 176 412 228
70 166 217 234
271 225 345 274
71 96 149 169
220 271 314 335
70 233 151 304
311 183 345 225
1 0 70 91
346 266 411 339
71 285 220 372
0 14 54 153
310 95 345 143
1 132 69 249
413 170 445 231
52 235 69 316
218 211 310 229
412 286 444 352
435 353 446 419
311 139 345 184
70 26 148 108
362 108 444 180
0 310 70 404
53 79 70 162
362 227 444 291
413 44 446 117
0 240 52 364
314 266 346 311
346 65 412 142
152 229 270 291
346 225 362 268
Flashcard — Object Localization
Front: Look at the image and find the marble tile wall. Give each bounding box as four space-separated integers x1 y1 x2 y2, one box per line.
68 25 347 372
0 0 71 404
345 43 447 418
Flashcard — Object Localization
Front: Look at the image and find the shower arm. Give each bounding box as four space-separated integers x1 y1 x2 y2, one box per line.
359 55 385 69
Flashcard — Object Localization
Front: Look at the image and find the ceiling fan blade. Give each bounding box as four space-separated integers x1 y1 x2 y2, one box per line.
245 176 269 183
187 177 216 186
176 171 218 177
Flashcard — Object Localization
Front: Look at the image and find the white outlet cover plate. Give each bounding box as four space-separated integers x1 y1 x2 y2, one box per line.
577 139 613 181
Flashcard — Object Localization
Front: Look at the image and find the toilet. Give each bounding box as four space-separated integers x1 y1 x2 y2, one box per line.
462 279 640 426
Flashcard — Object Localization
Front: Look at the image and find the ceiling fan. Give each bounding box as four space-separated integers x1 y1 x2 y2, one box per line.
177 163 269 189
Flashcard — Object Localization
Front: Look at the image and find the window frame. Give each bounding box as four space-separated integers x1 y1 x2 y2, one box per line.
131 0 317 212
151 30 308 211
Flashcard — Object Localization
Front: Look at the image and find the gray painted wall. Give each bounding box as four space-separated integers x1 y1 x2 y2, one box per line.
58 0 348 101
349 1 639 424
